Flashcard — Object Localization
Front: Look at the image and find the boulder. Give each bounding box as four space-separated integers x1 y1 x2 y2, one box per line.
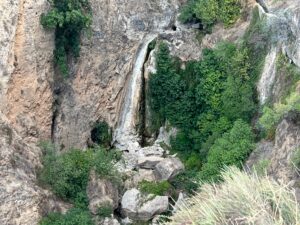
102 217 120 225
138 195 169 221
155 158 184 180
137 156 164 169
87 171 119 215
121 188 169 221
139 145 165 157
125 169 157 189
121 189 141 219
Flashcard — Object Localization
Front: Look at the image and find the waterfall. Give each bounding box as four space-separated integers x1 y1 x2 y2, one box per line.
114 34 157 152
258 47 278 105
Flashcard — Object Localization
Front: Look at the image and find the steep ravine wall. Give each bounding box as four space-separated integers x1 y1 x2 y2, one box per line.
248 0 300 196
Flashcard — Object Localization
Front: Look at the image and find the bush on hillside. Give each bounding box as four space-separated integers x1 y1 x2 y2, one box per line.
40 208 94 225
38 143 120 207
181 0 241 32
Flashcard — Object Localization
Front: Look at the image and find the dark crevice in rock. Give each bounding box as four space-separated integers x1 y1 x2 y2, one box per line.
139 41 156 148
50 80 64 145
256 0 269 13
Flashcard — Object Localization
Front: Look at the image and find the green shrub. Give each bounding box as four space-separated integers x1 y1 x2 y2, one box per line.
253 159 270 176
91 122 112 147
178 0 197 23
185 153 202 170
259 91 300 134
38 147 93 207
38 144 120 207
291 148 300 169
170 170 199 194
275 53 300 102
40 208 94 225
199 120 255 181
97 203 114 218
93 148 121 185
219 0 241 27
194 0 218 28
139 180 173 196
41 0 92 77
180 0 241 32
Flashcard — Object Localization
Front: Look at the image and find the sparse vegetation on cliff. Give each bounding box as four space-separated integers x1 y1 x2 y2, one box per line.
138 180 173 196
41 0 92 77
179 0 241 31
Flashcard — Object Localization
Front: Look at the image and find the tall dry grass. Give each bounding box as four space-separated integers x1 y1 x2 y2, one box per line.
163 167 299 225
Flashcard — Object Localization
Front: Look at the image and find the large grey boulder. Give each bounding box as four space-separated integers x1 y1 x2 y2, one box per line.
138 195 169 221
102 217 120 225
137 156 164 169
155 158 184 180
121 188 141 219
121 188 169 221
87 170 119 215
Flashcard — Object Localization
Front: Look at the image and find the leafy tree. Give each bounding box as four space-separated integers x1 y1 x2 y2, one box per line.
180 0 241 32
221 76 256 122
41 0 92 76
219 0 241 27
194 0 218 28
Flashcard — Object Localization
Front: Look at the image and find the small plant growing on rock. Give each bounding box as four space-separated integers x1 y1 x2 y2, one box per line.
291 148 300 169
97 203 114 218
138 180 173 196
253 159 270 176
40 208 94 225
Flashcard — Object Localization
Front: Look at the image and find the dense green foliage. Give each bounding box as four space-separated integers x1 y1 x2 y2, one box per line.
41 0 92 76
91 122 112 147
199 120 255 181
179 0 241 31
138 180 173 196
148 41 258 184
38 143 120 208
40 208 94 225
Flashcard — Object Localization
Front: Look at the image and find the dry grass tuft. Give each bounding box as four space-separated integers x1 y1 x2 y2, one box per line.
163 167 299 225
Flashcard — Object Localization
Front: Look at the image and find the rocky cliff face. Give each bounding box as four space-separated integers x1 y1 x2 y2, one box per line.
1 0 300 224
248 0 300 198
0 0 200 223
